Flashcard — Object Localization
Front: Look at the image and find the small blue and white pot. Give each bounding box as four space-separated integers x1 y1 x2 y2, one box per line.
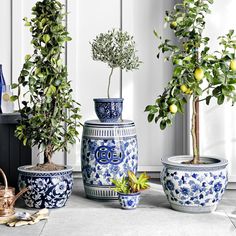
18 165 73 209
161 155 228 213
94 98 124 123
118 192 141 209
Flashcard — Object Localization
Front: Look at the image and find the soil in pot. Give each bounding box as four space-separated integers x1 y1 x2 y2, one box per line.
29 163 65 171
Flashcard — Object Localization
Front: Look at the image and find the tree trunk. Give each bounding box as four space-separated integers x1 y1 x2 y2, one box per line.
44 144 53 164
191 97 200 164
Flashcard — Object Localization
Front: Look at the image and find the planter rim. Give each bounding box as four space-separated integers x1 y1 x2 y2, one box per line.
18 165 73 174
161 155 228 171
84 119 134 126
118 192 141 196
93 98 124 102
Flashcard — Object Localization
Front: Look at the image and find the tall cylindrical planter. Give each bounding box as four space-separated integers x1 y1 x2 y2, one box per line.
81 120 138 199
161 155 228 213
18 165 73 209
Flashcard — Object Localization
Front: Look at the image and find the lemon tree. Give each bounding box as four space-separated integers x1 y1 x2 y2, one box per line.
145 0 236 164
12 0 82 168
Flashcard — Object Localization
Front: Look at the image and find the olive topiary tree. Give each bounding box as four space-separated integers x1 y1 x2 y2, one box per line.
12 0 82 170
145 0 236 164
91 29 141 98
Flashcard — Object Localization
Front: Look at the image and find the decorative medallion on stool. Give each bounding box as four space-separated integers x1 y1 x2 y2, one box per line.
95 146 124 165
81 120 138 199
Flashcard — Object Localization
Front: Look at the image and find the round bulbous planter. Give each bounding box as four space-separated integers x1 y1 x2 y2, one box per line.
18 165 73 209
94 98 124 122
118 192 141 209
161 156 228 213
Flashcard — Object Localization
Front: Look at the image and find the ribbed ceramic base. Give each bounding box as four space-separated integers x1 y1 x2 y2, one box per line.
84 185 118 200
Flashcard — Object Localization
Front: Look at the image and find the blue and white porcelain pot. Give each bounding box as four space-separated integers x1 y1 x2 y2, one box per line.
118 192 141 209
94 98 124 122
161 155 228 213
81 120 138 199
18 165 73 209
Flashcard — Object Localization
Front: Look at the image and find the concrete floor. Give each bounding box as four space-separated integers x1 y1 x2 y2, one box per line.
1 179 236 236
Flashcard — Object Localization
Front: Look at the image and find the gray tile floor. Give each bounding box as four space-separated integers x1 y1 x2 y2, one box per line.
1 179 236 236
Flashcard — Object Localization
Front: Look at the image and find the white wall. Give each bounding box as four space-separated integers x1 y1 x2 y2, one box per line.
201 0 236 182
5 0 236 178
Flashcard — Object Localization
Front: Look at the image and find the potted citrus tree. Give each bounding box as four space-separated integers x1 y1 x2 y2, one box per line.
12 0 82 208
112 171 150 209
91 29 141 122
145 0 236 213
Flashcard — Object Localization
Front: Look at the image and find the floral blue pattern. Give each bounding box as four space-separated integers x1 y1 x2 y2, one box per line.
82 137 138 186
18 166 73 209
118 192 141 209
94 98 123 122
161 166 228 210
81 120 138 199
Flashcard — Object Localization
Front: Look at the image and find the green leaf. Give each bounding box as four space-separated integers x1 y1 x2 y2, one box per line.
11 83 18 89
64 36 72 41
160 120 166 130
10 95 18 102
153 30 158 37
206 96 212 105
43 34 50 43
25 54 31 61
148 113 154 122
21 70 29 76
217 94 225 105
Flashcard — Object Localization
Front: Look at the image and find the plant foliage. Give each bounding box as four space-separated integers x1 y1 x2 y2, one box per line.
91 29 141 98
12 0 82 164
145 0 236 163
111 171 150 194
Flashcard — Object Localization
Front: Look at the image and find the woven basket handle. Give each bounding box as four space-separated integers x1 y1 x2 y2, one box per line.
0 168 8 191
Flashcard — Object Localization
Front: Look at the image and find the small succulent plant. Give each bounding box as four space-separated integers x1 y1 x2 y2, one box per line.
111 171 150 194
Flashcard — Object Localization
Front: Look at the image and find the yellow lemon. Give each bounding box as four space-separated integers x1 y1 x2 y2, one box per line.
230 59 236 71
2 93 10 102
170 21 177 29
186 88 193 94
169 104 178 114
180 84 188 93
194 68 204 81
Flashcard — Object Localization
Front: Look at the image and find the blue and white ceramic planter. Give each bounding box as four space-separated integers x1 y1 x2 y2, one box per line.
18 165 73 209
94 98 124 122
161 156 228 213
81 120 138 199
118 192 141 209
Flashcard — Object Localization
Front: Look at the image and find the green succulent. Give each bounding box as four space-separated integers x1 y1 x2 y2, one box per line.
111 171 150 194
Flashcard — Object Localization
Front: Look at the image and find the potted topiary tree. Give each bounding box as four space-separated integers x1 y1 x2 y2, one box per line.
12 0 82 209
91 29 141 122
145 0 236 213
112 171 150 210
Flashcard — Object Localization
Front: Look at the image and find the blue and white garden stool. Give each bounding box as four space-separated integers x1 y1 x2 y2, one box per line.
81 120 138 199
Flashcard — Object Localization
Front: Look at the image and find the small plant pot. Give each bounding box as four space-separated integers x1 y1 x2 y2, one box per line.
118 192 141 209
94 98 124 123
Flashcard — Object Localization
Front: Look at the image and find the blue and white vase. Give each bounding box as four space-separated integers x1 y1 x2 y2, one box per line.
18 165 73 209
161 155 228 213
94 98 124 123
0 64 6 112
118 192 141 209
81 120 138 199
